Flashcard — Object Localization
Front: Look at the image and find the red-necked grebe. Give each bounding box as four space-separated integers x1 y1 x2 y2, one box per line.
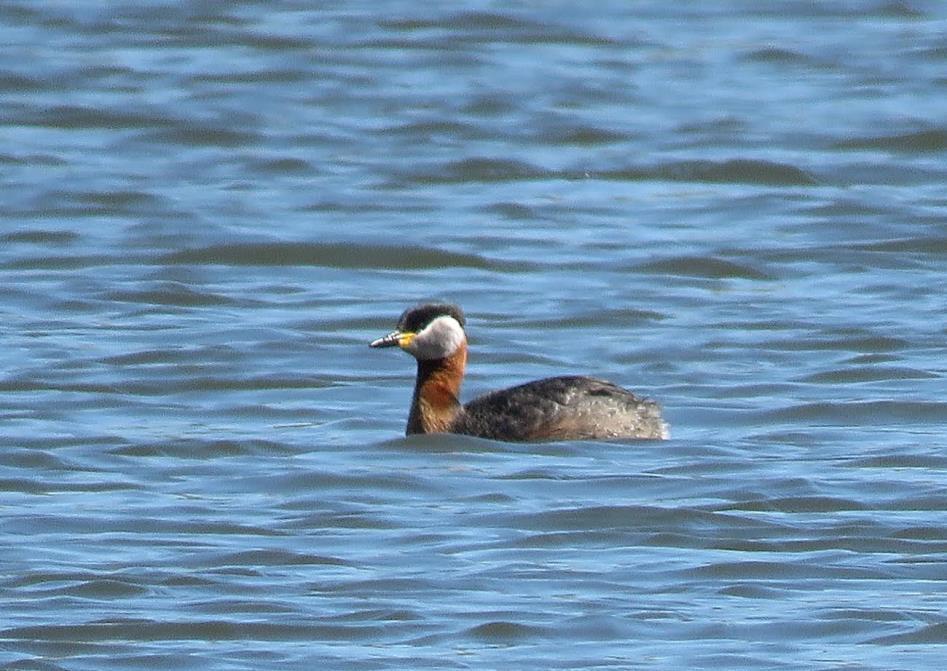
370 303 668 441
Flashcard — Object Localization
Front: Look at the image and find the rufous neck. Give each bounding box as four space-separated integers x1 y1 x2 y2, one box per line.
406 343 467 435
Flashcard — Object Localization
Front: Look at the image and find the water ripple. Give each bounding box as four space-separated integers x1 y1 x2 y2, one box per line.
835 128 947 153
162 243 492 269
2 2 946 669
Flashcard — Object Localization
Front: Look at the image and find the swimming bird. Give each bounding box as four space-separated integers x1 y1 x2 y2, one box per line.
370 303 667 441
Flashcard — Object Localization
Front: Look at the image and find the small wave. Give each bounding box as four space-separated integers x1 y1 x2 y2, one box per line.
0 254 123 270
541 124 631 146
382 11 535 33
0 477 138 495
0 619 392 643
52 579 148 600
99 347 230 366
327 608 422 623
105 284 237 307
465 620 547 642
190 67 309 84
854 236 947 255
762 332 908 353
76 189 159 209
848 453 947 469
190 598 297 615
280 469 443 497
596 159 818 186
802 366 939 383
405 157 549 184
764 400 947 425
872 622 947 645
382 11 616 47
683 560 889 580
486 505 771 533
110 439 293 458
636 255 774 280
247 156 312 174
0 72 45 92
714 496 867 513
0 229 79 244
742 47 818 65
30 104 175 130
380 119 483 141
207 549 351 568
162 242 491 269
835 128 947 153
148 124 259 148
483 202 538 220
510 529 640 549
670 159 818 185
441 11 542 31
717 584 790 599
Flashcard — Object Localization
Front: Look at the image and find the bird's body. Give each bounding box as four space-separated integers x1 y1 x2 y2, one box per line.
454 375 666 441
371 303 667 442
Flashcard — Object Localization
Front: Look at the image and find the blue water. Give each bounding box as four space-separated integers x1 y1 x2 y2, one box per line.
1 2 946 669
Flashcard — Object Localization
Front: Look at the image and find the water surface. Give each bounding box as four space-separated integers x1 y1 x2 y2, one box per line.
1 2 946 669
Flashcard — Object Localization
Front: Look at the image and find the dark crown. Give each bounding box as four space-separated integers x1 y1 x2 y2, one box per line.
397 303 466 332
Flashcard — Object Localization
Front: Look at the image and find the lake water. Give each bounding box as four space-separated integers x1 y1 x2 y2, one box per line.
1 1 946 669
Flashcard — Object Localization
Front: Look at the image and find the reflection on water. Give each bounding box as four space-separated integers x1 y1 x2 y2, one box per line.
1 1 946 669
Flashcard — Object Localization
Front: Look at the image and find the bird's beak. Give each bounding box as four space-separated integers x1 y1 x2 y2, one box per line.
369 330 415 349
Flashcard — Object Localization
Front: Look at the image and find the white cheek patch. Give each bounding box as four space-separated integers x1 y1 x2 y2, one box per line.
410 316 465 360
